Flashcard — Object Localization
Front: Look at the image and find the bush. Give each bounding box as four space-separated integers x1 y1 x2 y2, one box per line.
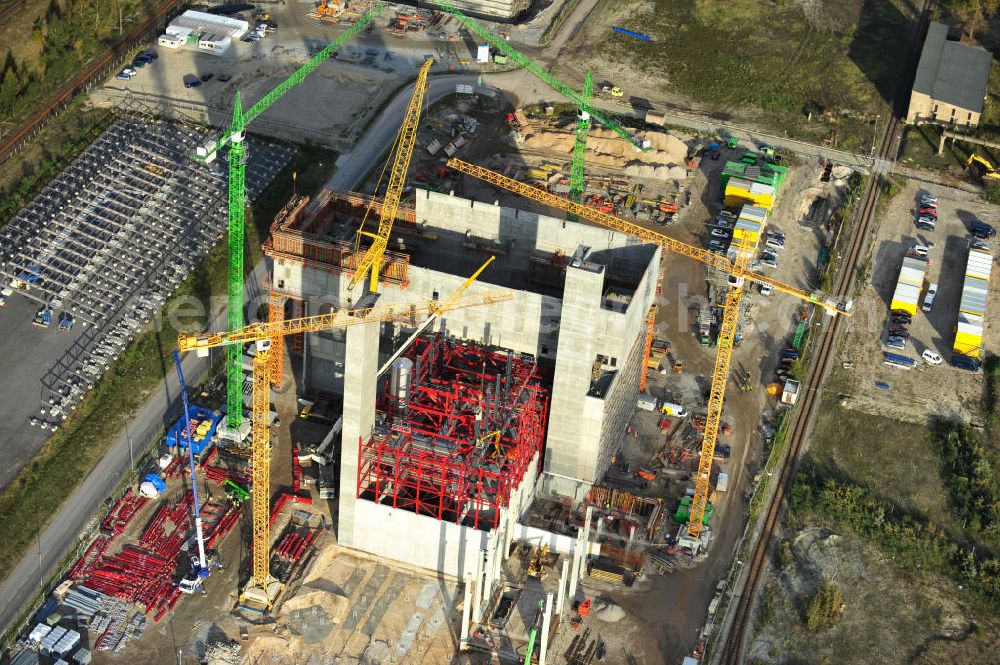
930 418 1000 537
806 578 844 630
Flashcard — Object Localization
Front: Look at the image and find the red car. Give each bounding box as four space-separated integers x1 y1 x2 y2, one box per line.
888 325 908 335
919 207 938 218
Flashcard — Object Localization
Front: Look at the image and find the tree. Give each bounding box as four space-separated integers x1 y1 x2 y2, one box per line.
0 67 19 114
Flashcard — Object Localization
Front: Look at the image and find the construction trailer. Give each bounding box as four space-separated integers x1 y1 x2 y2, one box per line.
890 255 928 316
953 248 992 359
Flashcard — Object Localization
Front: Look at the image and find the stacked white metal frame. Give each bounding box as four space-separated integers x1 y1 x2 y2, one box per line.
953 248 992 358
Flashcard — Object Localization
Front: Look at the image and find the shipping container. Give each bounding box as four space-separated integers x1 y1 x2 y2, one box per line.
890 283 921 314
966 249 992 279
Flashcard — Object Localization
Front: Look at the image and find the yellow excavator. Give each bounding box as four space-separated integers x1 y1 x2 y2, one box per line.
966 153 1000 180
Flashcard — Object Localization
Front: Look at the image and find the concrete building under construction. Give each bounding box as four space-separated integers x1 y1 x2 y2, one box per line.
265 187 659 579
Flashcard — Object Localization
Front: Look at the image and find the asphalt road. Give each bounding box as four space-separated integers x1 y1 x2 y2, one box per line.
0 263 266 636
326 73 488 192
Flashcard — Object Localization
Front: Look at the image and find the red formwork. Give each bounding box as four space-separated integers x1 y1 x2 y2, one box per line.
357 335 550 531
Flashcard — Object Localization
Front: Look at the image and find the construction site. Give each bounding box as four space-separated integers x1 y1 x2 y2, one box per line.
1 2 996 665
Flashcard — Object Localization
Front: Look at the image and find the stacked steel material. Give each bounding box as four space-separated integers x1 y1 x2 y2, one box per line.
358 336 550 531
71 490 242 615
954 248 992 359
890 256 928 315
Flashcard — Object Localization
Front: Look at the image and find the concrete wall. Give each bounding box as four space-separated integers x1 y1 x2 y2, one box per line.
418 0 529 21
906 90 982 128
541 245 659 499
289 190 660 511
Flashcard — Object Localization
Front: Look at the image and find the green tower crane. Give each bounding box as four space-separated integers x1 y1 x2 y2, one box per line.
433 0 646 152
567 70 593 221
195 7 384 428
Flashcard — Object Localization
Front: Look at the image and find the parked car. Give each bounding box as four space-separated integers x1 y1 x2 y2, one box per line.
918 207 937 218
710 228 730 239
116 70 134 80
920 194 938 206
889 330 910 339
888 325 908 335
885 336 907 350
765 237 785 250
890 310 913 323
916 216 936 231
922 349 943 365
759 283 773 296
130 59 146 69
911 243 930 258
923 282 938 312
218 74 232 82
970 220 997 239
140 50 158 60
184 78 202 88
760 252 778 268
707 239 727 251
715 219 734 229
952 354 980 372
200 73 213 82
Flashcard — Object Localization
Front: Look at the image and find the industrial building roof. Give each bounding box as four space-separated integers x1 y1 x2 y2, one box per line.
167 10 248 39
913 22 992 114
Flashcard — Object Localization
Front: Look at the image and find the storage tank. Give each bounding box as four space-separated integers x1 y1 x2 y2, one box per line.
390 358 414 405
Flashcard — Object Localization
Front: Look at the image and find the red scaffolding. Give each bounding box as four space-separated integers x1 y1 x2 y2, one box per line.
357 335 550 531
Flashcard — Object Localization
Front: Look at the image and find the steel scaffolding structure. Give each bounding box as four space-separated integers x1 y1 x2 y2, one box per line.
358 335 550 531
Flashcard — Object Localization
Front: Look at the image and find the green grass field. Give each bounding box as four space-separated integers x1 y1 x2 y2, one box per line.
806 396 951 528
598 0 918 151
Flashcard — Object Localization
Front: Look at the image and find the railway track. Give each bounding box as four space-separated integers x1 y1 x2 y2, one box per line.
716 2 934 663
0 0 180 165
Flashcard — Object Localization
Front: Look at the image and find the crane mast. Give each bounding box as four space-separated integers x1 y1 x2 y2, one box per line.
567 70 593 221
177 262 511 610
432 0 646 152
687 237 752 538
193 7 384 431
443 157 854 541
350 58 434 293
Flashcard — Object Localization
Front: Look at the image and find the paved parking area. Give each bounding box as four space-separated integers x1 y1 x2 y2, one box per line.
0 116 291 490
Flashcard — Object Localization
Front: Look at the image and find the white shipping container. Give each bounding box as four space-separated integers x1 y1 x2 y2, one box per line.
897 265 924 285
739 205 768 222
892 282 921 305
716 472 729 493
966 250 993 280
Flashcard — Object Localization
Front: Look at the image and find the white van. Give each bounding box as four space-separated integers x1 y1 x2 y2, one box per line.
922 283 937 312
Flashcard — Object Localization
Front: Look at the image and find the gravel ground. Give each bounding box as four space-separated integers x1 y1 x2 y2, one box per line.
831 178 999 424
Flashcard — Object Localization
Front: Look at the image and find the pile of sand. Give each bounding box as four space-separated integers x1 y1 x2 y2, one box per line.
521 126 688 178
594 598 625 623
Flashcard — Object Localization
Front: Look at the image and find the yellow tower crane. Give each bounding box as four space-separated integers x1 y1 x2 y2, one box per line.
177 261 512 610
443 158 853 542
350 58 434 294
